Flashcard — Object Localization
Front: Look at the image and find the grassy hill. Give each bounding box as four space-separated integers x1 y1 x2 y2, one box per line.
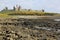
0 9 59 18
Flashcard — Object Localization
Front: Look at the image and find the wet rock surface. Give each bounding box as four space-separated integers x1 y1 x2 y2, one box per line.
0 18 60 40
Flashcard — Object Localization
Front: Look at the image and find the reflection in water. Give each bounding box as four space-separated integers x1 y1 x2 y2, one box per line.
54 19 60 21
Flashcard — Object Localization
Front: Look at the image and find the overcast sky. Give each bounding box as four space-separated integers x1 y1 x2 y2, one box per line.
0 0 60 13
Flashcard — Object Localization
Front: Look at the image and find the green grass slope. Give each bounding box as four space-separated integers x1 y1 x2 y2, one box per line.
0 10 58 18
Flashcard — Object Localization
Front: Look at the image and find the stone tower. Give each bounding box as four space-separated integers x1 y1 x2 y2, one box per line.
13 5 21 11
15 5 21 11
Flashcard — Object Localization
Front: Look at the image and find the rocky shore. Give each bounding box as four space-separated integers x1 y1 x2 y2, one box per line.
0 18 60 40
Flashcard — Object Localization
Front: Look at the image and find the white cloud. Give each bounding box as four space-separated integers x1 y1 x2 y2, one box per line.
0 0 60 12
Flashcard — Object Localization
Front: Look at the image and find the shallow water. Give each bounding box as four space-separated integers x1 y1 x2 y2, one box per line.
54 19 60 21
